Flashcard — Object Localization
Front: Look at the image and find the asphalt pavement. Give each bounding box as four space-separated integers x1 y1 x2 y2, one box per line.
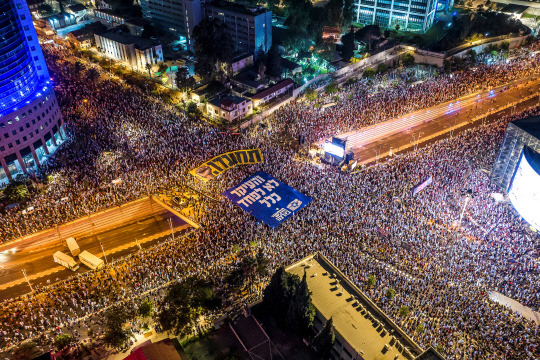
0 211 189 301
346 76 540 164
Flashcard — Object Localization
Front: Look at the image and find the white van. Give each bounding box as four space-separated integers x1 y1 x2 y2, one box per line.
53 251 79 271
65 237 80 257
78 250 104 270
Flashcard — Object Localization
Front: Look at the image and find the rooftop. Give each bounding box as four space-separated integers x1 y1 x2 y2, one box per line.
99 28 160 50
209 94 249 109
251 78 295 100
286 253 427 360
512 115 540 139
500 3 528 14
68 4 87 12
207 1 270 16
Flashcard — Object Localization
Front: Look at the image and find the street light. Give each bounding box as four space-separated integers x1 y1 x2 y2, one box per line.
21 269 34 293
99 241 108 265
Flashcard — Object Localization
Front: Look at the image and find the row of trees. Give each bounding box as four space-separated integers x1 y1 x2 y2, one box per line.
263 267 335 358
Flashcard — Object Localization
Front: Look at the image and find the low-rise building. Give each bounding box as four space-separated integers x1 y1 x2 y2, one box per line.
44 12 77 30
207 95 252 122
281 57 302 78
67 22 107 48
251 78 295 107
94 9 148 36
220 54 254 76
231 69 265 94
286 253 445 360
66 4 88 21
95 28 163 71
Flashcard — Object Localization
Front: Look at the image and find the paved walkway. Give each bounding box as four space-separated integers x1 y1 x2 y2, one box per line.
489 291 540 324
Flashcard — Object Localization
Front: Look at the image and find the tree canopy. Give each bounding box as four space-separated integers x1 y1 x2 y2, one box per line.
192 18 234 80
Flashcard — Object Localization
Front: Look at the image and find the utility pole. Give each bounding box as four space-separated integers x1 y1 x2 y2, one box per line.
99 241 108 265
21 269 34 293
168 217 175 241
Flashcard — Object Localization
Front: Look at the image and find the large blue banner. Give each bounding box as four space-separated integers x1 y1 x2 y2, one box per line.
222 171 312 228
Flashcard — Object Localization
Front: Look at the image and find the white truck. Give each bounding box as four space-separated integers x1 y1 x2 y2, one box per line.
53 251 79 271
65 237 80 257
79 250 104 270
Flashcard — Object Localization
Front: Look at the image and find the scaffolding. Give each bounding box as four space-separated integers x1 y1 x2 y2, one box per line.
491 117 540 191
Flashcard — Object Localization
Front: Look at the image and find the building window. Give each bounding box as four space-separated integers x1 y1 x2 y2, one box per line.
15 140 20 145
27 36 32 41
31 46 35 51
23 136 27 141
20 14 26 20
0 146 4 152
8 143 13 149
12 130 16 135
3 134 8 139
0 123 3 128
24 25 29 31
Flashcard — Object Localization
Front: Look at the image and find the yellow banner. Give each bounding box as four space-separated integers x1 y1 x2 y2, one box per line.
190 149 264 182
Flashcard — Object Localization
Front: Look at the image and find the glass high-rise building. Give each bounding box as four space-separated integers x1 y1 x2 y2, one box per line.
355 0 437 33
0 0 66 185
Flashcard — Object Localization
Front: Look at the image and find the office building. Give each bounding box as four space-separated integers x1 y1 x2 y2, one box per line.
286 253 445 360
140 0 205 51
355 0 437 33
205 1 272 55
95 28 164 70
0 0 66 185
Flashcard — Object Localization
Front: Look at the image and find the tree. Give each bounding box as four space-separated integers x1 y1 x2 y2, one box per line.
366 274 376 287
263 267 301 325
363 67 376 78
138 298 154 318
12 342 37 360
86 68 99 84
342 0 355 29
286 272 315 335
377 62 388 74
255 248 269 277
500 41 510 51
4 181 29 202
54 334 72 350
305 88 317 101
341 29 355 62
399 305 410 317
468 49 477 65
325 81 338 94
401 52 415 67
416 324 425 333
266 44 282 78
145 63 153 77
175 67 194 93
103 306 134 348
313 318 335 359
38 3 53 15
159 276 221 336
157 63 168 74
395 24 401 32
443 59 452 73
192 18 234 80
386 287 395 300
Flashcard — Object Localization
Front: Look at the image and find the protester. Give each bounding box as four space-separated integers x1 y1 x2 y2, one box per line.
0 44 539 360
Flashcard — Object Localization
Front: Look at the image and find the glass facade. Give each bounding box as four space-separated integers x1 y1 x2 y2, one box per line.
0 1 40 113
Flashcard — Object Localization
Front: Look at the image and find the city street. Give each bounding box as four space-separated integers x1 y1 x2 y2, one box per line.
0 212 189 301
342 75 540 164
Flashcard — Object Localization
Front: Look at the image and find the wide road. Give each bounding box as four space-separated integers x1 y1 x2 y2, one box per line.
344 76 540 164
0 211 189 301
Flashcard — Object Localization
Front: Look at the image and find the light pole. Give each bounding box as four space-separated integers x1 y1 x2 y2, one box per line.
168 217 175 241
21 269 34 293
99 241 108 265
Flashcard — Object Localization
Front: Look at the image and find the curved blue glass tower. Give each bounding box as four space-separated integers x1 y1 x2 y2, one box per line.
0 1 40 111
0 0 65 185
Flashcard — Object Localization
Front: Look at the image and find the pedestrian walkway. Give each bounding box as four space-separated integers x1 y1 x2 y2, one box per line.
489 291 540 324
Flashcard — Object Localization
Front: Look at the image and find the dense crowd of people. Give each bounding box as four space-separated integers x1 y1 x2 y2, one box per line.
271 44 540 143
0 43 539 359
